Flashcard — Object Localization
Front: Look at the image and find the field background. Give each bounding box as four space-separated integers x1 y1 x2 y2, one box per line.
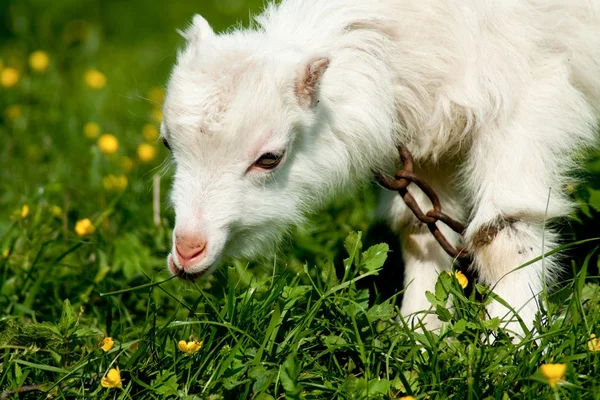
1 0 600 399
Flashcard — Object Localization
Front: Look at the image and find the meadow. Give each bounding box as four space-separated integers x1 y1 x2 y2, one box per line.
1 0 600 398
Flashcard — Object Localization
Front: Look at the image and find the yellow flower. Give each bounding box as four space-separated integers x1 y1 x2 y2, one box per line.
101 367 123 389
142 124 159 141
98 134 119 155
137 143 157 162
50 205 63 217
147 87 165 104
102 174 128 191
151 107 163 122
588 334 600 352
1 67 19 87
75 218 94 237
29 51 50 72
120 156 134 172
84 122 101 139
100 337 114 352
21 205 30 218
399 397 416 400
4 105 22 121
178 340 203 355
455 271 468 289
84 69 106 89
540 363 566 388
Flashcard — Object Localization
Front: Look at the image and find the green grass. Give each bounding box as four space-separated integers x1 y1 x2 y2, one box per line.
1 0 600 399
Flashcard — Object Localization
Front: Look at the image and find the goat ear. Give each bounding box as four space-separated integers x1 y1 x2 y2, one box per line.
295 56 330 108
178 14 215 42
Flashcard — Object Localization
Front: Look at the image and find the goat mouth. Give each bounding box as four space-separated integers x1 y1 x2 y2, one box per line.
175 269 209 281
168 255 210 281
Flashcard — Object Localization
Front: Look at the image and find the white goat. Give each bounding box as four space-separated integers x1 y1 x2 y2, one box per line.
161 0 600 338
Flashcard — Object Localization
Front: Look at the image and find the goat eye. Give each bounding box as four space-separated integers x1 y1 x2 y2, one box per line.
162 137 171 151
254 152 284 169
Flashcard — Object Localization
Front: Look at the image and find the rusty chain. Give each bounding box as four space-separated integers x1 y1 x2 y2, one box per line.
375 147 471 262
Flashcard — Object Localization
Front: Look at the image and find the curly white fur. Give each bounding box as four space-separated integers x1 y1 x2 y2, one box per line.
162 0 600 338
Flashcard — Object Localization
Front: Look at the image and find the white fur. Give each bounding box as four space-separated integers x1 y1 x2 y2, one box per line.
162 0 600 338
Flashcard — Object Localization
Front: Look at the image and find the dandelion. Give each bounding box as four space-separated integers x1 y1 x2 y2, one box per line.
121 156 134 172
137 143 157 162
101 367 123 389
84 69 107 89
588 334 600 352
21 205 30 218
178 340 203 355
151 107 163 122
142 124 159 141
84 122 101 139
98 134 119 155
100 337 114 352
147 87 165 104
102 174 128 191
540 363 566 388
1 67 19 88
50 205 63 217
29 51 50 72
455 271 468 289
4 105 22 121
75 218 94 237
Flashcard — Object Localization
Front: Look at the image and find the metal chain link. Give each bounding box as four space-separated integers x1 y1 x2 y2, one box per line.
375 147 471 262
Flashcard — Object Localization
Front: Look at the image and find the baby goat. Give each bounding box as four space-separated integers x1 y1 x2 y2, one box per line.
161 0 600 338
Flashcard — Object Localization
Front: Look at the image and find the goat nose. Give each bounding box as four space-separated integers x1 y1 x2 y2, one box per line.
174 233 207 268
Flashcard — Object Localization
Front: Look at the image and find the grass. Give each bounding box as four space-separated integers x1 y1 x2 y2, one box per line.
1 0 600 399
